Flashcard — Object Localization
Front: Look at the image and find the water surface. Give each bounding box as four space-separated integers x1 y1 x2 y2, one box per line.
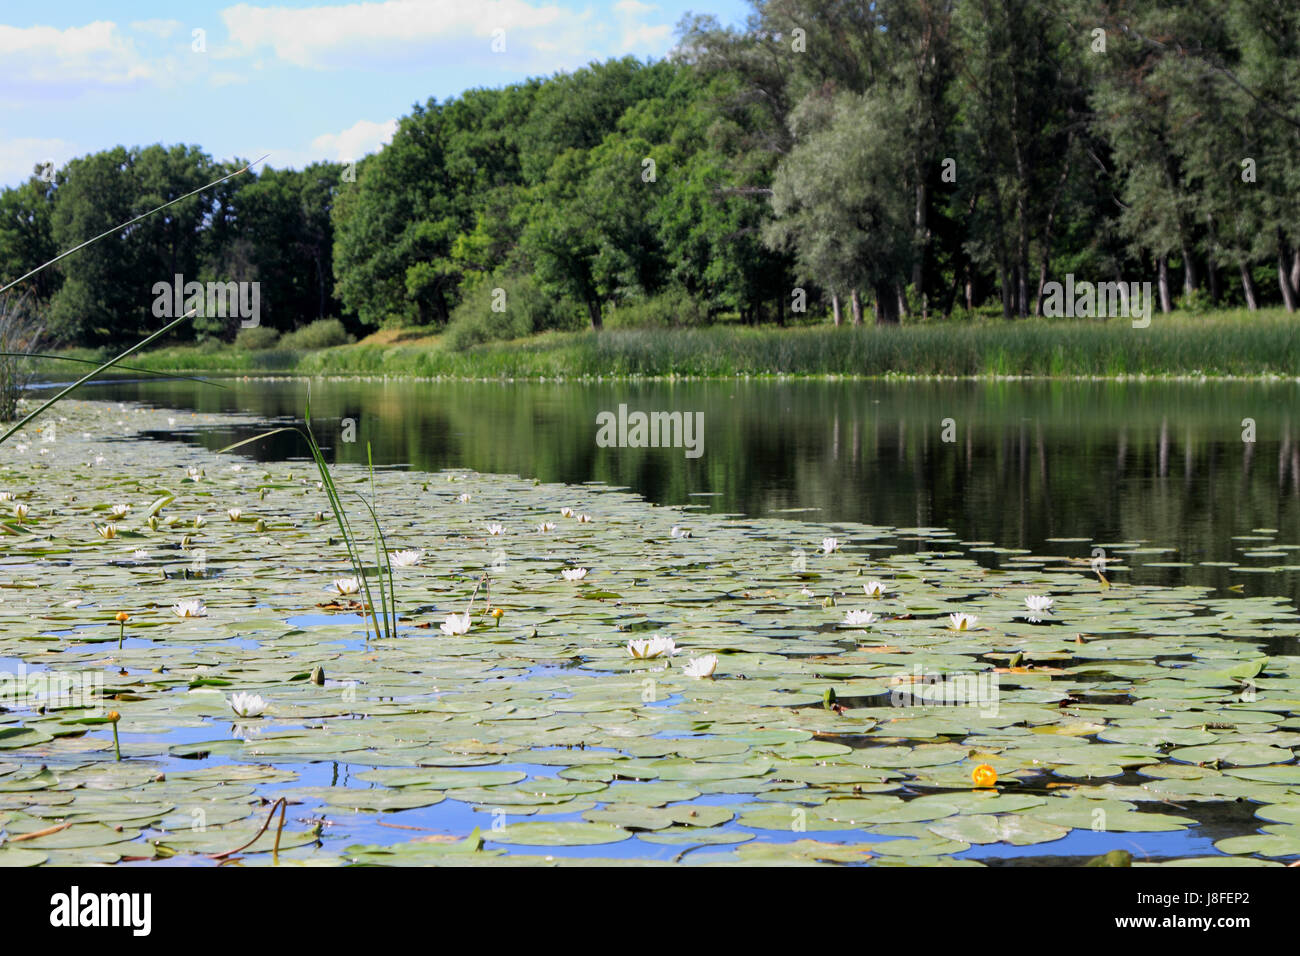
96 377 1300 603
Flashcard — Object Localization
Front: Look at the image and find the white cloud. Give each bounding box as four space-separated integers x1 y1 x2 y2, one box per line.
130 19 184 40
611 0 669 52
218 0 669 71
0 21 153 95
0 137 79 186
618 22 671 52
311 118 398 161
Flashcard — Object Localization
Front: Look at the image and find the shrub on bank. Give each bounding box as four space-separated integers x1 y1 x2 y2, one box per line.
278 318 353 350
444 274 583 350
604 288 709 329
234 326 282 350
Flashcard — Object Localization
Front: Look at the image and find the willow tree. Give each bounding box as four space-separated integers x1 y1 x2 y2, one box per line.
764 90 914 324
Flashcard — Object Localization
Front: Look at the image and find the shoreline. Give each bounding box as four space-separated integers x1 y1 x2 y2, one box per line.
46 370 1300 385
46 312 1298 383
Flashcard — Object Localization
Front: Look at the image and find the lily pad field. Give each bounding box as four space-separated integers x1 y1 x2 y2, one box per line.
1 397 1298 867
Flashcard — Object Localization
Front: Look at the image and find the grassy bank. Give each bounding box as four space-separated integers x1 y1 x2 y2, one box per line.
55 309 1300 380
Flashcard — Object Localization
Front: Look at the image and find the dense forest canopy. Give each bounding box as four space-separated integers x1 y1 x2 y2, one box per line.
2 0 1298 348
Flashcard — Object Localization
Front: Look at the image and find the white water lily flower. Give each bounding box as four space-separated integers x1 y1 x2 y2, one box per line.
389 549 423 567
227 508 242 521
193 516 206 528
109 504 130 519
537 522 556 532
334 577 360 596
863 580 890 598
186 467 202 480
842 609 877 627
948 612 978 631
670 526 691 539
560 507 575 518
440 612 471 636
229 691 267 718
682 654 719 678
172 600 208 618
627 635 678 659
458 493 472 503
800 586 814 597
822 537 840 554
486 523 504 536
130 549 150 562
96 523 117 539
0 492 13 501
12 503 29 520
577 513 593 523
1024 594 1054 622
561 568 588 581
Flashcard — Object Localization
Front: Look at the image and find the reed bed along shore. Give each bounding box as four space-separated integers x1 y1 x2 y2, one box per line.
53 310 1300 381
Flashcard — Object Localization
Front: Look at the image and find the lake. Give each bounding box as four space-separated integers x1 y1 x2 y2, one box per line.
99 376 1300 607
5 377 1294 866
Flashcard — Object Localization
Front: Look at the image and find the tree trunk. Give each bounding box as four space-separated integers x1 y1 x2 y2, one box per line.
1206 217 1221 303
874 283 899 325
1034 138 1074 316
1181 242 1198 298
587 300 602 330
1240 262 1259 311
942 263 962 319
1035 256 1049 317
1157 256 1171 313
912 179 927 309
1017 249 1030 317
850 288 863 326
1279 241 1297 313
997 262 1012 318
1291 248 1300 298
831 293 841 327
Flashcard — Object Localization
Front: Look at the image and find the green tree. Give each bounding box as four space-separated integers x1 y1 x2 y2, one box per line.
766 90 915 323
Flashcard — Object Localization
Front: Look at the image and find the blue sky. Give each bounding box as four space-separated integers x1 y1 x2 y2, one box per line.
0 0 751 187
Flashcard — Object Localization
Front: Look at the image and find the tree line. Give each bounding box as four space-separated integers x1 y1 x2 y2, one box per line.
1 0 1297 347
